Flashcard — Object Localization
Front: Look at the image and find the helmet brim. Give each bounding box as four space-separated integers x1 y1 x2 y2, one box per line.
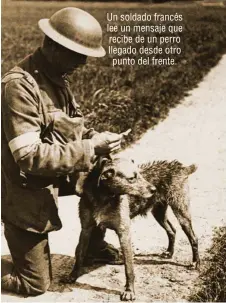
38 19 106 58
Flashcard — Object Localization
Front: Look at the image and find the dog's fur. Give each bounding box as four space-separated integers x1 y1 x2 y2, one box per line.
66 157 200 301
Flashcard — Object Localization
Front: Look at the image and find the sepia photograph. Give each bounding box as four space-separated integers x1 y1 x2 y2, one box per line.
1 0 226 302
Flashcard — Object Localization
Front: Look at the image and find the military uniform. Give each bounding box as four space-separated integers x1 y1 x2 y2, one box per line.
1 48 99 294
1 48 97 233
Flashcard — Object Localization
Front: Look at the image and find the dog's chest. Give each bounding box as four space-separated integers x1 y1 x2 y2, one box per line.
93 204 119 230
92 196 130 230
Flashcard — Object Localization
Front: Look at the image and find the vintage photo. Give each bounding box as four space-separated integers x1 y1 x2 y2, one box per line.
1 0 226 302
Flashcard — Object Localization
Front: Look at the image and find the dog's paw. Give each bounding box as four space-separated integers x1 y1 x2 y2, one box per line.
160 251 173 259
60 269 83 284
59 274 77 284
120 290 135 301
188 260 200 271
109 259 124 265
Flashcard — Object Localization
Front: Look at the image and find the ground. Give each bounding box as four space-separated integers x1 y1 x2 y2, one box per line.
1 54 226 302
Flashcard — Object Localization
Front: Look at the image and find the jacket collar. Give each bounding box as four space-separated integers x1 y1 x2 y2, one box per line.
32 48 72 88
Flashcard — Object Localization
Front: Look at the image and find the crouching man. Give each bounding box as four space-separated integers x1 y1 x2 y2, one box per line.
1 7 121 296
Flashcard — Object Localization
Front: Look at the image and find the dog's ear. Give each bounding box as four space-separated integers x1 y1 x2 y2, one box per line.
96 155 112 171
96 155 113 186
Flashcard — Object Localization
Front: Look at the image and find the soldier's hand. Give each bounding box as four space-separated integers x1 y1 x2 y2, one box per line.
91 132 122 155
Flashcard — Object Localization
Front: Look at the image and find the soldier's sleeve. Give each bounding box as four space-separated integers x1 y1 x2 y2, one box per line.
2 78 95 176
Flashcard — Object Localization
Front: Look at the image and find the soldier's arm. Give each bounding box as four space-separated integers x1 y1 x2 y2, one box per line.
2 78 95 177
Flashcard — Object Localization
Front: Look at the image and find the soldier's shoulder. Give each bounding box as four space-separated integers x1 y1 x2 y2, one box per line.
2 67 37 88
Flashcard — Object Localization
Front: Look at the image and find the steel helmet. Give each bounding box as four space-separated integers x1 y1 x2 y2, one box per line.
38 7 106 57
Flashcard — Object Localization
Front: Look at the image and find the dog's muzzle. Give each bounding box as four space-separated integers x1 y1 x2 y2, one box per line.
143 184 156 198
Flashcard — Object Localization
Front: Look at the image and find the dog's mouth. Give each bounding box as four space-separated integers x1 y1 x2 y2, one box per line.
139 192 154 199
141 185 156 199
129 189 155 199
142 192 154 199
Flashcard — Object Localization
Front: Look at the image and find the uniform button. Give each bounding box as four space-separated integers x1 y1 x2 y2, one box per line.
34 70 39 74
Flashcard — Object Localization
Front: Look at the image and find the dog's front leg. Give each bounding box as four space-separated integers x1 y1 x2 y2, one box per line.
116 197 135 301
69 225 94 281
65 196 95 283
118 228 135 301
61 225 94 284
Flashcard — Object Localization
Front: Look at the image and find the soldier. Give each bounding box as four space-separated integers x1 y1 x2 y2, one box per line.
1 7 121 295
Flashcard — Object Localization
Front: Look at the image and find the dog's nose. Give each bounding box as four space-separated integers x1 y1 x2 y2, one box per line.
149 185 156 194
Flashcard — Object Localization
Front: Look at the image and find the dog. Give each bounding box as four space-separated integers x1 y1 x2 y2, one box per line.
65 156 199 301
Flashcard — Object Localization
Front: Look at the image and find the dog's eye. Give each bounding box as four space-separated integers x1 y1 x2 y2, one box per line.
128 173 137 182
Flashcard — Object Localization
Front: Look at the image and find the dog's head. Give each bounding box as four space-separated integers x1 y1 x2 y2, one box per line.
95 156 156 198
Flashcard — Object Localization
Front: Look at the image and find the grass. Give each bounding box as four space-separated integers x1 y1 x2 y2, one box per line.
190 226 226 302
2 1 226 145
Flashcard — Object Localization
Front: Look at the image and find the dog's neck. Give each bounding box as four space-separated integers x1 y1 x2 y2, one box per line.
83 168 120 206
95 177 121 206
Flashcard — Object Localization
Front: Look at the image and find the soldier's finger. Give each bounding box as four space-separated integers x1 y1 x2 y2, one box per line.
108 141 121 149
119 128 131 138
108 146 121 154
110 144 121 152
106 135 121 144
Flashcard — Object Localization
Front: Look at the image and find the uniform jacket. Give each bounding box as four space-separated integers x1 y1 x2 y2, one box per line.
1 48 96 233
